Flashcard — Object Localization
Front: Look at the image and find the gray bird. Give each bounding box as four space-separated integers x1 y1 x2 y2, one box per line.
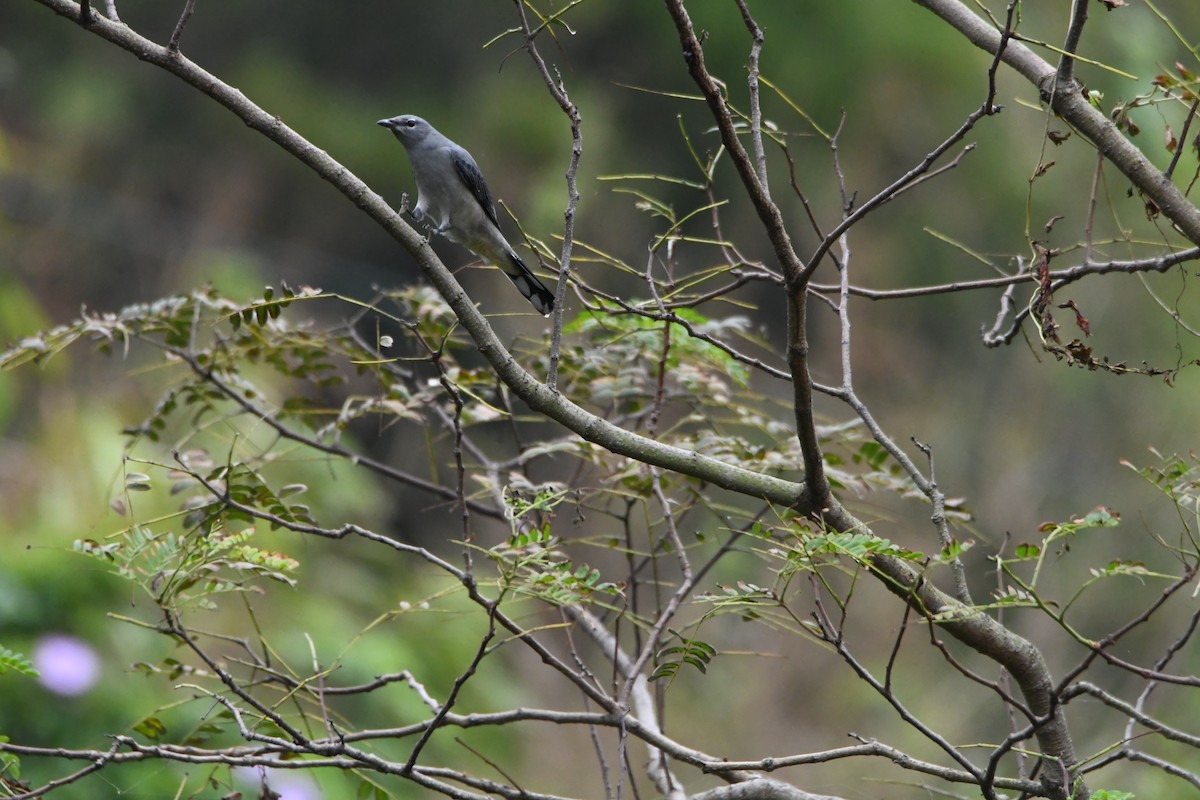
378 115 556 315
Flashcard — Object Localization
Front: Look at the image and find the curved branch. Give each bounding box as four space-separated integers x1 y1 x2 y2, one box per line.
659 1 804 283
513 0 583 389
1063 682 1200 748
812 247 1200 301
689 778 845 800
859 547 1084 799
662 0 830 512
914 0 1200 245
23 5 1109 799
156 339 507 520
702 740 1042 794
651 3 1091 796
27 0 805 510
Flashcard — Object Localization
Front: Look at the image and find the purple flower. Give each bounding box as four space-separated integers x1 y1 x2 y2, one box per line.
233 767 320 800
32 634 100 696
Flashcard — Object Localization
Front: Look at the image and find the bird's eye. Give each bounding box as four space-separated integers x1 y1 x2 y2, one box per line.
404 120 416 128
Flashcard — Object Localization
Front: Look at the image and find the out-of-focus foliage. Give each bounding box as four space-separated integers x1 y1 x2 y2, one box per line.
0 278 895 796
0 271 1196 796
3 1 1200 799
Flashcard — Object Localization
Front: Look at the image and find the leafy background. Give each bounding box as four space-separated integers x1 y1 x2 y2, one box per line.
2 1 1200 797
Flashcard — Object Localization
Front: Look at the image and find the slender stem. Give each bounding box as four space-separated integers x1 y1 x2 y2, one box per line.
167 0 196 52
514 0 583 391
1056 0 1089 85
1165 98 1200 181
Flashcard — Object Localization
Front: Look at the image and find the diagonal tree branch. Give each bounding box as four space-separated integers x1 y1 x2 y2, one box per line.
913 0 1200 245
26 4 1154 799
662 0 829 513
660 3 1093 798
27 0 805 509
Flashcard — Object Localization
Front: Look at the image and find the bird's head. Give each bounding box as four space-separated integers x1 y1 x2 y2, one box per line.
377 115 433 147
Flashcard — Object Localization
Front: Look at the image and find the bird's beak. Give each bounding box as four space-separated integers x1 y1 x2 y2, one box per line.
377 118 393 129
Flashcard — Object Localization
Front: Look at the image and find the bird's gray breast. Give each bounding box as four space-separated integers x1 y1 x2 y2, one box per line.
409 148 462 225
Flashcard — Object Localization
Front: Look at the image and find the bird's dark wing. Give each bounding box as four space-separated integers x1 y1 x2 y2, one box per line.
452 150 500 229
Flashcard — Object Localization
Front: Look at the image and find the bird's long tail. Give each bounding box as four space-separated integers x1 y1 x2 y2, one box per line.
504 250 556 315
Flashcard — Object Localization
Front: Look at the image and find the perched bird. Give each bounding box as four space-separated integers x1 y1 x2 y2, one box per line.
377 115 556 315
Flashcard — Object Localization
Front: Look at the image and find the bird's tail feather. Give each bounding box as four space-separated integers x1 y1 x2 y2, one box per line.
505 251 556 315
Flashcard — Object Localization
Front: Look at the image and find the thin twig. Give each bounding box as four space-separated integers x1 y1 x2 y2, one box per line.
804 105 988 283
1165 98 1200 181
734 0 769 194
402 610 498 774
167 0 196 52
985 0 1019 113
1056 0 1089 85
513 0 583 391
813 246 1200 301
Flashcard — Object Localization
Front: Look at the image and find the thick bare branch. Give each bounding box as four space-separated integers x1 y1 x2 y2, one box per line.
914 0 1200 245
662 0 829 513
689 778 845 800
27 0 806 509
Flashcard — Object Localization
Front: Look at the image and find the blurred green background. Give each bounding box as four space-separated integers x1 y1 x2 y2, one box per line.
2 1 1200 798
